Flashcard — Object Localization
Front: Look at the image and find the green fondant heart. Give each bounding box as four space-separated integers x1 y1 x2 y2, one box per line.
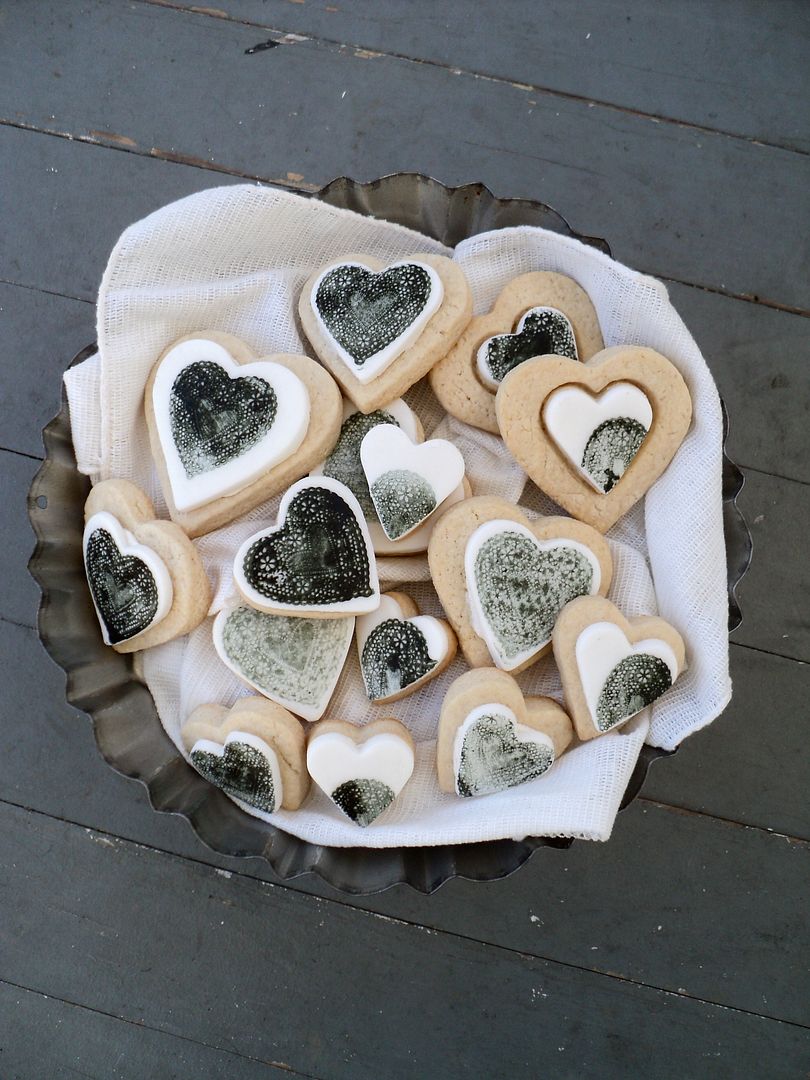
360 618 437 700
474 532 594 661
595 653 672 731
582 417 648 493
370 468 437 540
457 713 554 798
191 740 277 812
315 263 432 366
220 605 352 710
241 485 372 606
332 778 395 826
169 360 277 479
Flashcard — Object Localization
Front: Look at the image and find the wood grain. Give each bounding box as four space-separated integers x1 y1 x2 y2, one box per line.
1 800 808 1077
1 4 809 308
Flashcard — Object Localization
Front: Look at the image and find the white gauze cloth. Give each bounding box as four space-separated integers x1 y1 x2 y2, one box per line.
65 184 730 848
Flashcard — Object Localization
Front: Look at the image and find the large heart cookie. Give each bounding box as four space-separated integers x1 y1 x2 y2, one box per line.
145 331 342 537
306 718 415 826
355 591 457 703
553 595 686 741
182 697 308 812
83 479 210 653
496 345 693 532
428 496 612 673
360 424 466 540
430 272 603 433
299 253 472 413
233 476 380 617
437 668 572 798
213 603 354 722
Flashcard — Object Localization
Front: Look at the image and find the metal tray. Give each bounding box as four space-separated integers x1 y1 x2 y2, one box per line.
27 175 753 895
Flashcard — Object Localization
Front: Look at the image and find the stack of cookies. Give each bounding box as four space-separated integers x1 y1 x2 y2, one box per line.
81 255 692 829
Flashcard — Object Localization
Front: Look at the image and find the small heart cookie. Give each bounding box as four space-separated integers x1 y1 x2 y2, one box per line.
83 479 210 653
496 345 692 532
213 603 354 722
182 697 309 812
437 668 572 798
299 253 472 413
428 496 612 673
307 717 415 826
430 272 603 433
145 331 342 537
360 424 466 541
233 476 380 617
553 595 686 741
356 591 457 703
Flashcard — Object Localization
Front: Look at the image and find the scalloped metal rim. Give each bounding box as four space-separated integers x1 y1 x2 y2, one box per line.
26 174 753 895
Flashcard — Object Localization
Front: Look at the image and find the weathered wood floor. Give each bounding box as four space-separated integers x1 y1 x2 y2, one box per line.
1 2 809 1076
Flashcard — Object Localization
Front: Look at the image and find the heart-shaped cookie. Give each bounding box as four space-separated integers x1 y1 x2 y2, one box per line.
355 591 457 703
145 331 342 537
360 424 466 541
299 253 472 413
430 271 603 433
496 345 693 532
213 603 354 722
437 668 572 798
306 717 415 826
428 496 612 673
182 697 308 812
233 476 380 617
83 479 210 653
553 595 686 741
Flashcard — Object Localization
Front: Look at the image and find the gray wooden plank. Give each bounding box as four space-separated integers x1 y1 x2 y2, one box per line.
3 613 809 1024
667 281 810 484
642 645 810 840
2 802 808 1079
730 468 810 663
1 6 810 308
198 0 810 152
0 979 299 1080
0 283 94 458
1 451 43 628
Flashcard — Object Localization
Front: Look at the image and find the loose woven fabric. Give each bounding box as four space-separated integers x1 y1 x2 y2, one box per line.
65 184 730 847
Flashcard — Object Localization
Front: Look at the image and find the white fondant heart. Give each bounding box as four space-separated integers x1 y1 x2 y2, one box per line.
356 594 449 700
152 338 310 512
360 424 466 540
83 511 173 645
213 604 355 723
452 703 555 798
309 259 444 384
476 305 578 390
307 730 415 824
465 520 602 671
575 621 680 731
190 730 282 813
369 479 467 555
542 382 653 493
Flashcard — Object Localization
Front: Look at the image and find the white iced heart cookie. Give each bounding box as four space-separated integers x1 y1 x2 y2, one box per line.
306 718 415 826
213 604 354 722
356 591 457 703
182 697 309 813
83 510 173 647
543 382 653 493
308 259 444 384
476 306 578 391
299 253 473 414
150 336 310 513
360 424 466 541
553 595 686 741
233 476 380 617
437 668 573 798
82 479 210 653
